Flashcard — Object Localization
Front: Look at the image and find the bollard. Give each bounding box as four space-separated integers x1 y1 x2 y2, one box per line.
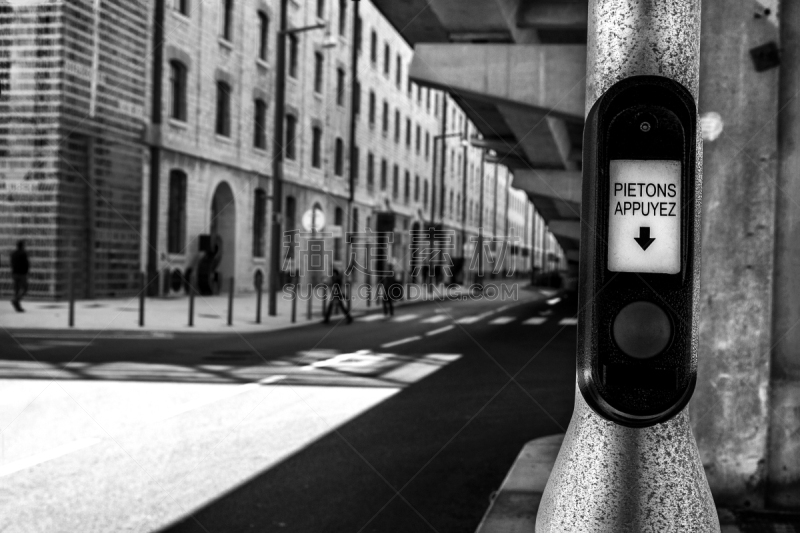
139 271 145 327
535 1 718 531
306 281 312 321
291 279 297 323
227 277 234 326
188 283 195 327
68 268 75 328
255 282 262 324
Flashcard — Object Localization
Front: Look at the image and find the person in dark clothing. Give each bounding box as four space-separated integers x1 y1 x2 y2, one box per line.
323 269 352 324
10 240 29 312
379 273 394 317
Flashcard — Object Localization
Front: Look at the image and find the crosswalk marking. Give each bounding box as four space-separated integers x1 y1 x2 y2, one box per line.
523 317 548 325
381 336 422 348
359 314 386 322
421 315 449 324
546 298 562 305
456 316 481 324
426 325 454 336
559 318 578 326
539 310 552 316
489 316 515 325
392 314 419 323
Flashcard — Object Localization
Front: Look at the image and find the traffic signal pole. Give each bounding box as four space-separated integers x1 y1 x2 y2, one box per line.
536 1 720 531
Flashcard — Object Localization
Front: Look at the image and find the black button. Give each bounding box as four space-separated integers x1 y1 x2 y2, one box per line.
612 301 672 359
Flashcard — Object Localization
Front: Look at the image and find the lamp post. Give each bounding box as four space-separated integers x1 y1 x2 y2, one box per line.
428 129 465 288
268 0 329 317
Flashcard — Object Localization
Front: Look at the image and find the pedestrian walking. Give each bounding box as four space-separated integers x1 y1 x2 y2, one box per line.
10 240 29 312
380 273 394 317
323 268 352 324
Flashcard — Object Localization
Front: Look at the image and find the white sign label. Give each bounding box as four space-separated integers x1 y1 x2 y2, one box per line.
607 160 681 274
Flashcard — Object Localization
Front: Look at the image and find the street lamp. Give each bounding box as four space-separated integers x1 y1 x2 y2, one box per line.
268 0 332 317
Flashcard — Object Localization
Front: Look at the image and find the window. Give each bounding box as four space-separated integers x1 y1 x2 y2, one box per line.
392 165 399 200
415 125 421 153
382 101 389 133
288 34 298 78
169 60 187 121
404 171 410 204
174 0 190 16
316 0 324 18
383 43 390 76
405 117 411 147
285 114 297 159
353 208 359 233
314 52 324 93
423 180 429 208
257 11 269 61
336 67 345 106
312 125 322 168
425 132 430 158
456 192 461 218
426 89 430 111
338 0 346 36
253 188 267 257
215 81 231 136
367 152 375 191
434 93 438 115
221 0 233 41
407 79 412 97
394 109 400 143
368 90 376 126
254 98 267 149
354 80 361 114
167 170 187 254
370 30 377 63
449 190 454 216
334 207 343 261
417 84 422 104
353 145 359 183
380 159 387 190
334 137 344 176
396 54 402 87
414 174 420 202
286 196 296 231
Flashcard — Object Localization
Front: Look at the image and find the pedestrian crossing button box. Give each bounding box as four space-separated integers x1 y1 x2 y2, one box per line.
577 76 699 428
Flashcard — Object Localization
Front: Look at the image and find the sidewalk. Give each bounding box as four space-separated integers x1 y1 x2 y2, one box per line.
0 282 541 334
476 435 800 533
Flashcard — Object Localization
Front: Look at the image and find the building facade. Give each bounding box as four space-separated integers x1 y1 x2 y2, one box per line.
0 0 149 299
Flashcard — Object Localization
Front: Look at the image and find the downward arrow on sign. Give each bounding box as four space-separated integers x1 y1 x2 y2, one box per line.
635 227 655 251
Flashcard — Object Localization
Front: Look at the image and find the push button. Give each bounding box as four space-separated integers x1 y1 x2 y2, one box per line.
612 301 672 359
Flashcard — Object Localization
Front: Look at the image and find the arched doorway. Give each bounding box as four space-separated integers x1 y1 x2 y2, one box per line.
210 181 236 292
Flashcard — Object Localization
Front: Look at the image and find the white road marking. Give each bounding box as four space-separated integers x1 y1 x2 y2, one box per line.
489 316 515 325
358 314 386 322
153 375 286 422
0 438 102 478
13 332 174 340
546 298 562 305
380 336 422 348
456 316 481 324
539 310 553 316
391 314 418 323
523 317 548 325
421 315 449 324
559 318 578 326
426 325 454 336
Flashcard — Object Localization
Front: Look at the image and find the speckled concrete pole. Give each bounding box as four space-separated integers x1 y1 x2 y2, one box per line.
536 1 720 531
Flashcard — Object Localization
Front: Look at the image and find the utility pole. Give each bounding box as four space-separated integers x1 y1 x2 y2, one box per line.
346 0 360 310
536 0 718 531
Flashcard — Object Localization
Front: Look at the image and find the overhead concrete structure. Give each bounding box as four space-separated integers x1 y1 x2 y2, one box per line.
375 0 589 258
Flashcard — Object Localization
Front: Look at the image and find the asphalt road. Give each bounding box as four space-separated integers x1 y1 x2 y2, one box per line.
0 285 577 533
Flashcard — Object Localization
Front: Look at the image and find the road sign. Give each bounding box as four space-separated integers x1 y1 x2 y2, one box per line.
607 159 681 274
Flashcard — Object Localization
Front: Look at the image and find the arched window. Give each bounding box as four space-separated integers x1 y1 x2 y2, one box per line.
404 171 410 204
169 60 187 121
423 180 429 208
338 0 347 35
312 125 322 168
167 170 187 254
253 188 267 257
285 114 297 160
414 174 420 202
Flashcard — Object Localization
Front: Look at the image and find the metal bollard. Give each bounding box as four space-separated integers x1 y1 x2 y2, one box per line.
188 283 195 327
256 282 263 324
139 271 145 327
68 268 75 328
291 279 297 323
227 277 234 326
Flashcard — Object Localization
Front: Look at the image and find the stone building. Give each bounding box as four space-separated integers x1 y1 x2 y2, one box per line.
0 0 149 298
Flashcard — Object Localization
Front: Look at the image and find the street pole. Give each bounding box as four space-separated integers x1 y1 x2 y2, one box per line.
460 122 469 284
346 0 360 312
536 1 718 531
477 148 485 286
268 0 288 317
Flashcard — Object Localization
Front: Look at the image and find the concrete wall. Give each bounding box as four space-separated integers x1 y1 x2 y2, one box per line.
690 0 780 508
